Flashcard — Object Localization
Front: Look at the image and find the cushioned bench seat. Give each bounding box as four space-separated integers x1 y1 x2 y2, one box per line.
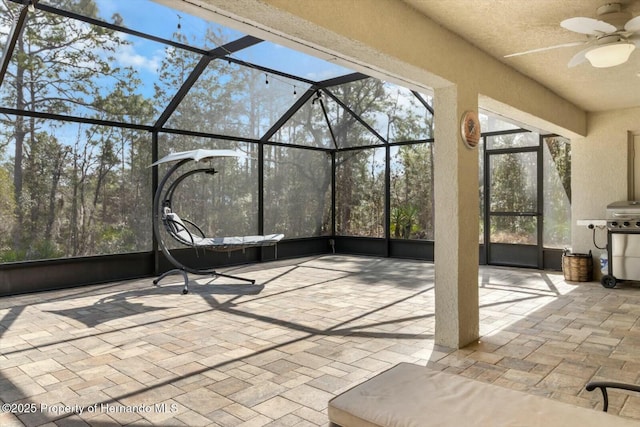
328 362 638 427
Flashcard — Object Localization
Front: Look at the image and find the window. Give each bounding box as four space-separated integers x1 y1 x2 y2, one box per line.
543 136 571 249
1 7 181 125
0 116 151 261
390 143 434 240
335 148 385 237
157 136 257 246
264 146 331 237
166 62 312 139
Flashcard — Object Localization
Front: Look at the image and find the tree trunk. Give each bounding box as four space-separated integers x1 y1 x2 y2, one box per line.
45 147 66 240
11 34 26 250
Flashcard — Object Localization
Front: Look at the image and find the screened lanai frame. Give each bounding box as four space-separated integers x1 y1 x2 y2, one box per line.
0 0 441 294
0 0 568 295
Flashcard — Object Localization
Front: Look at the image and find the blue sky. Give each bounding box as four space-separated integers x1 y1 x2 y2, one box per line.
1 0 435 161
88 0 354 82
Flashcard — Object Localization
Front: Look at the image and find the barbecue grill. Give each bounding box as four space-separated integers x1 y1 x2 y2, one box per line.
602 201 640 288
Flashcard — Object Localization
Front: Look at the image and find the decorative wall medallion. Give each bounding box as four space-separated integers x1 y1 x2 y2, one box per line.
460 110 481 149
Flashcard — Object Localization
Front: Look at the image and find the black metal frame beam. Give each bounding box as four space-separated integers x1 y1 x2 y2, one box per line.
412 90 434 115
333 137 436 154
0 2 29 88
536 134 544 268
225 56 316 86
321 88 387 145
384 144 391 257
485 145 539 155
482 130 546 269
482 134 490 261
483 128 530 137
30 0 209 56
1 1 406 154
316 95 339 150
262 139 333 153
333 142 385 153
331 152 336 237
0 0 480 287
0 105 337 154
153 35 263 130
151 131 160 275
208 35 264 59
383 138 435 147
2 0 435 153
0 107 154 132
153 55 212 130
260 86 318 142
158 127 262 144
316 72 370 88
258 139 265 238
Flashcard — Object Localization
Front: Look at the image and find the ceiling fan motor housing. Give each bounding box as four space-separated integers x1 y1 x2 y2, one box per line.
595 34 624 45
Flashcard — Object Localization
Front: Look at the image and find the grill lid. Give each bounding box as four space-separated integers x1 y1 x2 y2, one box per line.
606 200 640 218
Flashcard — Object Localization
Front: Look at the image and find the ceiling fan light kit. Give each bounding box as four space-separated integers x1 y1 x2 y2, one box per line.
505 2 640 68
585 41 636 67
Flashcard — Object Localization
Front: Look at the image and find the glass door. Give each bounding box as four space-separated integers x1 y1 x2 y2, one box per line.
484 132 541 267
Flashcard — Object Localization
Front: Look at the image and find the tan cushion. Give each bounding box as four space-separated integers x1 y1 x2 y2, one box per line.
328 362 638 427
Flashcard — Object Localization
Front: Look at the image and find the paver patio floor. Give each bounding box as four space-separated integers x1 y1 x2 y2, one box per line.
1 255 640 425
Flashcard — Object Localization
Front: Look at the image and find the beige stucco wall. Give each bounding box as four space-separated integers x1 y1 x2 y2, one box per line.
433 85 480 347
572 107 640 263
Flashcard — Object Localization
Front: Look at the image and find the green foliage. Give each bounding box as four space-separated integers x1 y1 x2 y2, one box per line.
335 149 385 237
0 1 574 266
483 133 572 248
0 1 154 261
543 136 571 248
0 0 442 266
1 239 63 262
96 224 137 254
263 147 332 238
390 205 419 238
389 143 434 240
488 145 537 244
0 168 16 254
545 137 571 202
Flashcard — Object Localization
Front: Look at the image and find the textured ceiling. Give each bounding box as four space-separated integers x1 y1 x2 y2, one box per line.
402 0 640 112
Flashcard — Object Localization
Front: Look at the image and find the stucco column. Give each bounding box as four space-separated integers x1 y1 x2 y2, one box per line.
433 84 480 349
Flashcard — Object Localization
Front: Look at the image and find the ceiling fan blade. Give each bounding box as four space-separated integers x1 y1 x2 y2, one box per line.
625 15 640 32
568 46 594 67
504 41 585 58
561 17 616 34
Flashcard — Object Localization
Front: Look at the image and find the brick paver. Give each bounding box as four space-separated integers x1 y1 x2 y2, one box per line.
1 255 640 425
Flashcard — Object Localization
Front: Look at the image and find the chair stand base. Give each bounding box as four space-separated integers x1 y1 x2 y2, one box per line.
153 268 256 294
153 269 190 294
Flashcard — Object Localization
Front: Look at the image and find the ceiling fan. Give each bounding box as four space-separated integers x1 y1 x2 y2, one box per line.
505 3 640 68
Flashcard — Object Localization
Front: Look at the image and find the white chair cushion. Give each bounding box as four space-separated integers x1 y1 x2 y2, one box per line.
328 363 639 427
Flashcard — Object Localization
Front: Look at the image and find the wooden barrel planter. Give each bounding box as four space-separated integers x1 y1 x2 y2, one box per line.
562 250 593 282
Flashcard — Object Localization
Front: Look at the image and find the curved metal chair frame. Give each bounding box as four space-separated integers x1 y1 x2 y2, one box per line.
586 381 640 412
152 154 282 294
